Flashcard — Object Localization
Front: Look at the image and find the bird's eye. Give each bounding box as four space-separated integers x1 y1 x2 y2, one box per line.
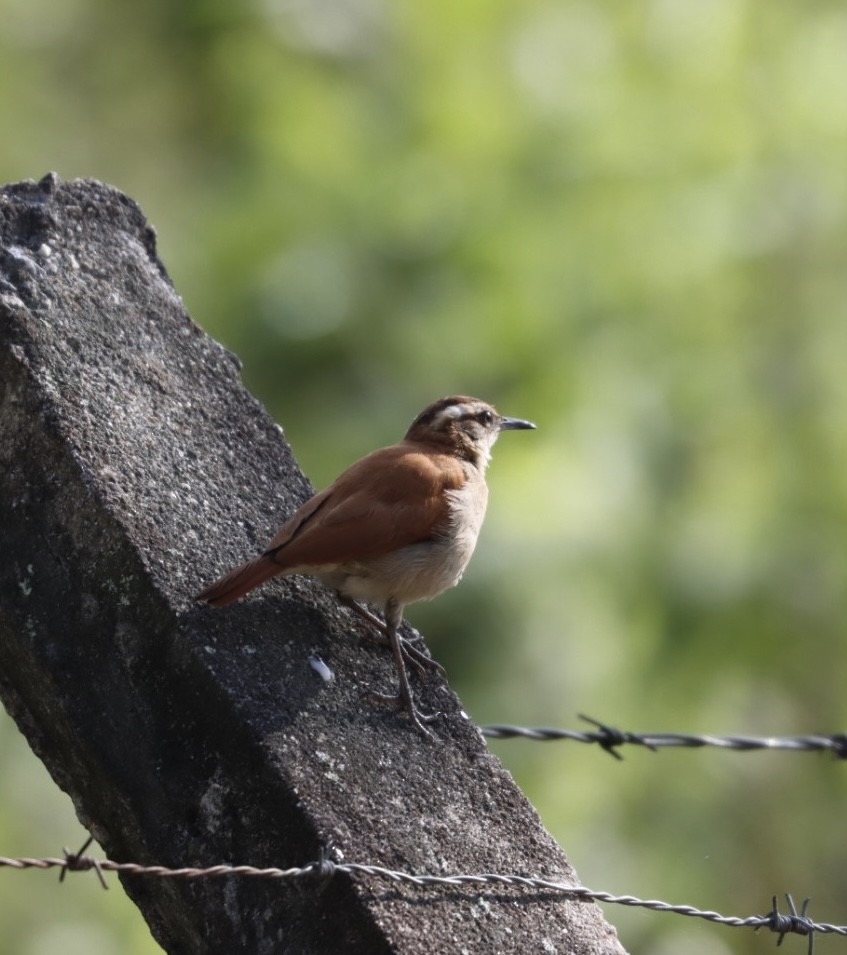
478 410 494 426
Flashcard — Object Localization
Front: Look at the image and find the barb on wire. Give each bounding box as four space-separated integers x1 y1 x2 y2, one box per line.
60 836 107 890
762 895 816 955
2 846 847 948
480 714 847 760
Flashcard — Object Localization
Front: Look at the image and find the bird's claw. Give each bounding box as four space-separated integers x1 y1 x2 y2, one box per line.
398 637 446 680
367 687 442 739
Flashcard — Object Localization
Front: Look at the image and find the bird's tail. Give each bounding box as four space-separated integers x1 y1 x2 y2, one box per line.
195 555 281 607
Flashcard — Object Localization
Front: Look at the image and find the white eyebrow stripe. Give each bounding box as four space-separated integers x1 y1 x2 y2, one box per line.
432 403 475 427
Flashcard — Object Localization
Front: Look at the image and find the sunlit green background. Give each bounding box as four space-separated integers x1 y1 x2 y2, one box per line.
4 1 847 952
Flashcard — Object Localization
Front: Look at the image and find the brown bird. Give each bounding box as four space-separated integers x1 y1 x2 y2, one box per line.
196 395 536 736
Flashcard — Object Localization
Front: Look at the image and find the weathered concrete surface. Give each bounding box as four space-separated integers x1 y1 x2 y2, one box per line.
0 174 626 954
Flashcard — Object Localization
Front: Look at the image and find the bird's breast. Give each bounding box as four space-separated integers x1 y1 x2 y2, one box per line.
444 470 489 548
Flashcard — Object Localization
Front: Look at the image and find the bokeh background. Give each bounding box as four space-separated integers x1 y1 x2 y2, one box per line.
3 1 847 953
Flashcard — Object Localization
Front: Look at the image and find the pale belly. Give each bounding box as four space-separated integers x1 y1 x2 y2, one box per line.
331 535 479 606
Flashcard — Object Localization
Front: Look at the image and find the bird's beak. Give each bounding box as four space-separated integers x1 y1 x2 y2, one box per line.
499 415 536 431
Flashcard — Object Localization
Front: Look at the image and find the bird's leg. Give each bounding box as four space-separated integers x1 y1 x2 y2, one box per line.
366 599 441 739
338 595 446 679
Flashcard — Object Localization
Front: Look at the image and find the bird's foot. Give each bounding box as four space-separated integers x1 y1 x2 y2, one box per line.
367 686 441 740
398 637 446 680
340 598 446 679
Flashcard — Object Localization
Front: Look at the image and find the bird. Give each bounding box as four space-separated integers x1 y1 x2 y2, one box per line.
196 395 536 737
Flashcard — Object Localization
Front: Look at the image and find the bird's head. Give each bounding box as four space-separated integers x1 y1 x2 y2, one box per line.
405 396 536 468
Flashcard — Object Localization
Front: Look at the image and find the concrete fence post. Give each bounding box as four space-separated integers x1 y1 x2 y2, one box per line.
0 174 625 954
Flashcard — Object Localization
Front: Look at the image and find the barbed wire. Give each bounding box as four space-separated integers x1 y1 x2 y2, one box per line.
4 719 846 952
0 839 843 953
480 714 847 760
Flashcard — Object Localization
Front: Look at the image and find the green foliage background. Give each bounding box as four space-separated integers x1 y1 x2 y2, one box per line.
3 1 847 952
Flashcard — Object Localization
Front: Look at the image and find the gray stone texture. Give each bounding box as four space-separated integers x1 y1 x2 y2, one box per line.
0 174 626 954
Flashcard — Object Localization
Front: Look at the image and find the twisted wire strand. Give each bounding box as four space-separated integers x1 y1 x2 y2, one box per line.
480 715 847 760
0 849 843 948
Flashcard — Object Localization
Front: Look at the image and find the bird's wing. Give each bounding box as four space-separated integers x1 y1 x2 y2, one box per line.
264 444 464 569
